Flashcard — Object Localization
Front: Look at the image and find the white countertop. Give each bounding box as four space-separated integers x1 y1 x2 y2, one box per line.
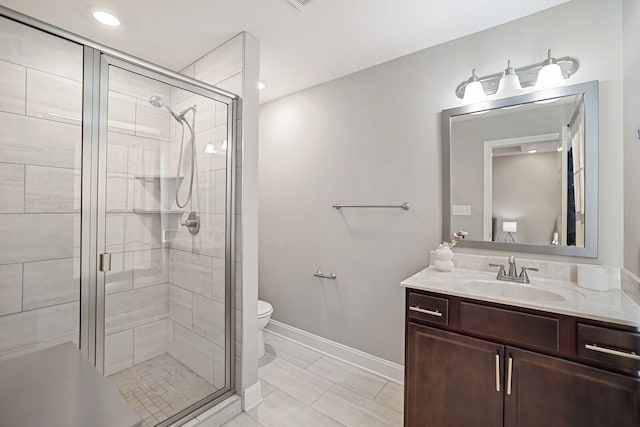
402 266 640 328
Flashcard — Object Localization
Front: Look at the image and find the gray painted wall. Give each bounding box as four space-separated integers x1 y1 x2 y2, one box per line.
623 0 640 276
259 0 624 364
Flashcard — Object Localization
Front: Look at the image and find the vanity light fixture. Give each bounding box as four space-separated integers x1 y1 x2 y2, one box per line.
455 50 579 101
534 50 566 90
92 10 121 27
496 60 523 98
462 69 486 104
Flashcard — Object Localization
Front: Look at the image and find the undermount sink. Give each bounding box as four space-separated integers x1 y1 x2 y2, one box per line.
461 280 566 303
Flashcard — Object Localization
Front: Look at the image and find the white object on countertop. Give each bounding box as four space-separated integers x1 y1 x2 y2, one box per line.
433 244 454 272
577 264 620 292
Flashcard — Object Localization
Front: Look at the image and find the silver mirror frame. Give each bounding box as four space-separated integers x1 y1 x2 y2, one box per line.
442 80 599 257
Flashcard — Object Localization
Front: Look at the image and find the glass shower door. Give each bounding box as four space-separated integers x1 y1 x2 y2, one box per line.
98 59 234 427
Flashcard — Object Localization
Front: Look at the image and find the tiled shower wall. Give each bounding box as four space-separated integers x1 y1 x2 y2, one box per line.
163 33 245 389
103 67 175 376
0 17 82 362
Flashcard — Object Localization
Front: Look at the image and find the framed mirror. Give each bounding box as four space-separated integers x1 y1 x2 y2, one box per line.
442 80 599 257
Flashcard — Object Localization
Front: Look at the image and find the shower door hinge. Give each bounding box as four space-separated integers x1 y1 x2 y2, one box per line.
99 253 112 272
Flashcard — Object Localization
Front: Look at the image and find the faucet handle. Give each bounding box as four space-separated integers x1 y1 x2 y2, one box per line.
489 263 506 277
519 266 539 283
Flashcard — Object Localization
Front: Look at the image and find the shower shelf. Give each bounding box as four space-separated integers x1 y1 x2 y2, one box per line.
133 175 184 181
132 209 183 214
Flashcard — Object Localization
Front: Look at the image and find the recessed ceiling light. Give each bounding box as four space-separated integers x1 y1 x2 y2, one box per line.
93 10 121 27
257 81 267 91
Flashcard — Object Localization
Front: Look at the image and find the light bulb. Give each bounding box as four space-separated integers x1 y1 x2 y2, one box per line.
496 60 523 98
535 50 566 90
462 69 486 104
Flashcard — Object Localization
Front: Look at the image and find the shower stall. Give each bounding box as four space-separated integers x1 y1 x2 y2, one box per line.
0 10 237 427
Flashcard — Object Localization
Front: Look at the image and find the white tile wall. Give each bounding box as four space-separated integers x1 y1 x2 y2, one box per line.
0 16 83 82
0 214 80 264
105 252 134 295
171 322 215 384
0 264 22 316
193 294 226 347
0 112 81 169
105 329 134 376
24 165 80 213
106 173 134 212
136 99 171 141
133 319 168 364
23 257 79 310
0 59 26 114
169 284 193 329
169 249 215 298
133 249 169 288
104 284 168 335
108 91 136 135
26 68 82 124
0 163 25 213
194 35 243 87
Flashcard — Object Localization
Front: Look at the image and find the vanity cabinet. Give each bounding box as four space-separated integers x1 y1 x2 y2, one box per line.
405 288 640 427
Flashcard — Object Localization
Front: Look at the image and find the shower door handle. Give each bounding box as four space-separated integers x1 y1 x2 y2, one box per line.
99 253 112 272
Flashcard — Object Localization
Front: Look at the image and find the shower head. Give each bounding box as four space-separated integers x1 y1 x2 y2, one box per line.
149 95 164 108
149 95 181 122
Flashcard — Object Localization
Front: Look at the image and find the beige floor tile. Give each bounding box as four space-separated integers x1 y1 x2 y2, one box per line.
260 379 278 399
248 390 344 427
221 412 265 427
263 332 323 368
374 381 404 414
307 356 387 399
258 357 333 405
312 385 403 427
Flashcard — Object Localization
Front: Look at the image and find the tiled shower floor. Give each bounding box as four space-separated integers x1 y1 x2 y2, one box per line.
107 353 217 427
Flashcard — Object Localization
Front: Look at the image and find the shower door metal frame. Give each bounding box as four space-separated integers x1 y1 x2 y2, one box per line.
0 6 238 426
95 54 238 426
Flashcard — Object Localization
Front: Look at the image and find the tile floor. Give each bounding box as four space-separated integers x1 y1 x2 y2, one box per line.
107 353 217 426
216 331 404 427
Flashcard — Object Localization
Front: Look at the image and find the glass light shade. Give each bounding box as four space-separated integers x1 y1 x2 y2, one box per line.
462 81 486 104
535 63 565 90
496 73 523 97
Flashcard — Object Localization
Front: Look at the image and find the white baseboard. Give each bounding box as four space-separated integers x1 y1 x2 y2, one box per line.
242 381 263 411
265 320 404 384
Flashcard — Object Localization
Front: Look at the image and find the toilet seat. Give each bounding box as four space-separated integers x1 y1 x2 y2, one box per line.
258 300 273 318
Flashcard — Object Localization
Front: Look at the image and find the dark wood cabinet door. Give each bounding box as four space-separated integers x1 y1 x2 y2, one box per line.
504 347 640 427
405 323 504 427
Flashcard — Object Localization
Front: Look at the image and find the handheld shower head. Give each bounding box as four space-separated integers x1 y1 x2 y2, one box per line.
149 95 181 122
149 95 164 108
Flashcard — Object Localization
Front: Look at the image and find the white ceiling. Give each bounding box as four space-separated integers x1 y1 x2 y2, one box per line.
0 0 569 103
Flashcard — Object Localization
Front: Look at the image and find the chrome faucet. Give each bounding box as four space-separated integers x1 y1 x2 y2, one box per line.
489 256 539 284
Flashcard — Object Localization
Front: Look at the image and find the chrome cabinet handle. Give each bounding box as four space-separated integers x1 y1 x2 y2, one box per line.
585 344 640 361
495 354 501 392
506 356 513 396
409 306 443 317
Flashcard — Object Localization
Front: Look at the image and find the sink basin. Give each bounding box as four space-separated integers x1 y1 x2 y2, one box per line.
461 280 566 302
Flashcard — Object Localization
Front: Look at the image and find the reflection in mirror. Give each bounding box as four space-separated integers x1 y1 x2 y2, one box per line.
442 81 598 257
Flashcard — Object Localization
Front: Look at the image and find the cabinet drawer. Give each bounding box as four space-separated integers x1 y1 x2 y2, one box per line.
460 302 559 351
407 292 448 325
577 324 640 372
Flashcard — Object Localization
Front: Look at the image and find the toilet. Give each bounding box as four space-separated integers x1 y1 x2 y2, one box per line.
257 300 274 359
